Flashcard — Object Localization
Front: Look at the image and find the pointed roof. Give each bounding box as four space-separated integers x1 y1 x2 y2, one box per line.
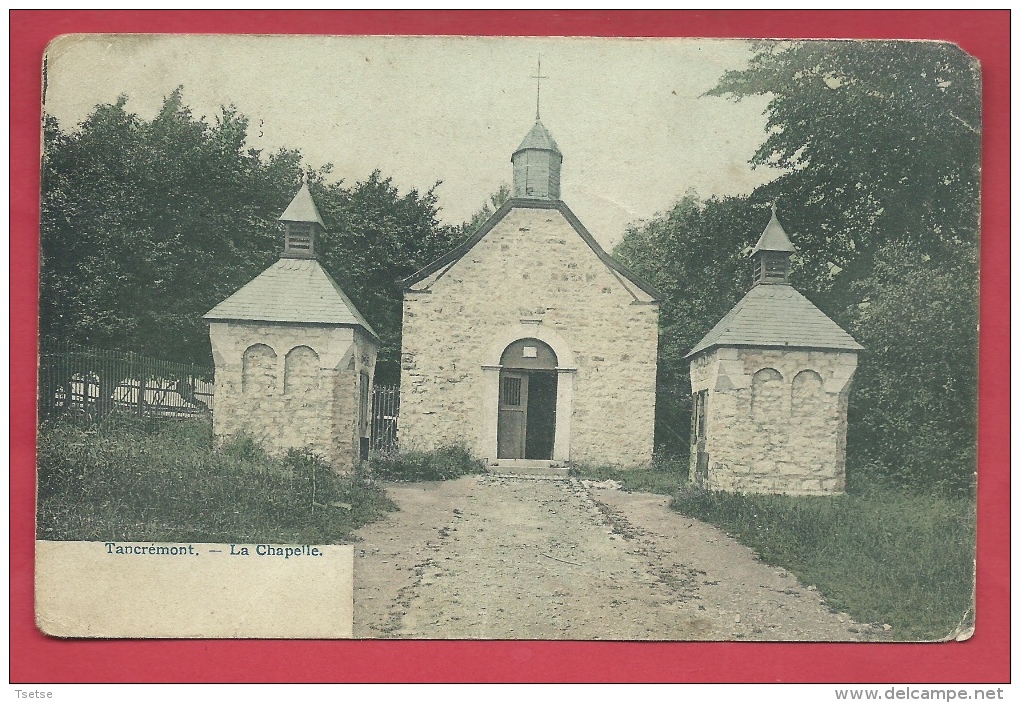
204 258 378 339
513 121 561 155
686 285 862 358
401 198 661 301
752 208 796 254
279 183 325 227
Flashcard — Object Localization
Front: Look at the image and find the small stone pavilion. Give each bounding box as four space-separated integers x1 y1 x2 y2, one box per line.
686 208 863 495
399 116 661 468
204 184 379 472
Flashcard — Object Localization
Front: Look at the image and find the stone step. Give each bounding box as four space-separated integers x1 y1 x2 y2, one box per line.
486 459 570 477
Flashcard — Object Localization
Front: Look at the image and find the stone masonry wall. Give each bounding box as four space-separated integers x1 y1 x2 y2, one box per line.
209 322 377 473
331 330 378 472
689 346 857 495
400 205 658 467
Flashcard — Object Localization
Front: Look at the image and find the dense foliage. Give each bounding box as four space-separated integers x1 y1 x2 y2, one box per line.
615 41 980 492
368 445 486 482
310 171 462 383
614 194 765 454
40 88 463 383
36 415 396 543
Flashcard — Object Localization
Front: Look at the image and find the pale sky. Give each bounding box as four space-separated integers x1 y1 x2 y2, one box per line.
44 34 780 249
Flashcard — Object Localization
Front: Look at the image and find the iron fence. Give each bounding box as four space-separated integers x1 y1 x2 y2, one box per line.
38 344 214 424
370 384 399 453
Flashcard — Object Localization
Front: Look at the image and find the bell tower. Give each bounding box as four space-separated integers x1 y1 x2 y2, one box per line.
751 204 796 286
511 59 563 200
279 180 325 259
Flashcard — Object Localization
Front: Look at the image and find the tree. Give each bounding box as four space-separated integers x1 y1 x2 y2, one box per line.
311 171 462 384
710 40 980 301
462 182 511 235
616 40 980 490
712 40 980 492
41 90 301 364
40 90 462 387
614 193 766 458
845 241 979 492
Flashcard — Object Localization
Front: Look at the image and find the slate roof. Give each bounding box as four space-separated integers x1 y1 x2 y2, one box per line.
279 183 325 227
401 198 662 301
686 284 862 357
513 121 561 155
752 211 796 254
204 258 378 339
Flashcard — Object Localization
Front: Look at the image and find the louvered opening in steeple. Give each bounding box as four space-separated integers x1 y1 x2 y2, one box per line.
750 207 796 287
752 251 791 285
278 183 326 260
284 221 317 258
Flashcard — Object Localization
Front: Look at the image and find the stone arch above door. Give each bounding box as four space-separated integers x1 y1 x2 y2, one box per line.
483 324 575 370
500 338 558 370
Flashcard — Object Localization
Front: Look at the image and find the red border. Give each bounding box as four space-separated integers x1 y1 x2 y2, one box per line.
10 10 1009 683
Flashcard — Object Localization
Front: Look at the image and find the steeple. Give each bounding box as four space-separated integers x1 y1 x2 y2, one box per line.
279 180 325 259
512 121 562 200
751 204 796 286
511 59 562 200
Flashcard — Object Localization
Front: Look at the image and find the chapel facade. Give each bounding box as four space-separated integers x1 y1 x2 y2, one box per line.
686 208 862 495
204 184 379 472
399 119 661 468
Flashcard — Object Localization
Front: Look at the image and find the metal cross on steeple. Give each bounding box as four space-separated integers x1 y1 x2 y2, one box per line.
532 56 548 121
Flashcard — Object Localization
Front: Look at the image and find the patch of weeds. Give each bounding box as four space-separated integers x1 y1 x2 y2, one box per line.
368 445 485 482
570 453 688 495
36 417 396 544
671 484 975 641
220 432 269 462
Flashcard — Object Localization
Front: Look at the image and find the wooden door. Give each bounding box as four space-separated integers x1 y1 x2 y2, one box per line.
693 390 709 482
497 371 528 459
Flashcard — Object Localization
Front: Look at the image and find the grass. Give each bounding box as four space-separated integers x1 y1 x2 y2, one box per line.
367 444 486 482
671 486 976 641
38 415 975 639
36 414 396 544
569 455 689 495
571 457 974 641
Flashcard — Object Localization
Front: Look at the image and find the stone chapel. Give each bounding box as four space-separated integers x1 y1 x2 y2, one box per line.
686 208 863 495
204 184 380 472
399 118 661 468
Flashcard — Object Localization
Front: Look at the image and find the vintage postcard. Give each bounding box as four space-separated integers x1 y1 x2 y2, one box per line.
35 34 979 641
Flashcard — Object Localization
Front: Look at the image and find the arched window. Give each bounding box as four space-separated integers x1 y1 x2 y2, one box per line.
284 345 319 395
791 370 824 419
242 344 277 395
751 368 784 424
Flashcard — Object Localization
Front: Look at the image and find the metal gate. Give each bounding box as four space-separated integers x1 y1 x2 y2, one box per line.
370 385 399 453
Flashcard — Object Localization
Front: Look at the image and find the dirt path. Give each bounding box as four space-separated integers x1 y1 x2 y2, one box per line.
353 474 872 640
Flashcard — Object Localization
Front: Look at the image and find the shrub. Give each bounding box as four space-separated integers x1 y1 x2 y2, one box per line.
36 417 396 544
368 445 485 482
220 432 269 462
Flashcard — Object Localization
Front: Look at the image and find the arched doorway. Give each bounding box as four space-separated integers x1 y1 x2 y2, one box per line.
497 338 558 460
